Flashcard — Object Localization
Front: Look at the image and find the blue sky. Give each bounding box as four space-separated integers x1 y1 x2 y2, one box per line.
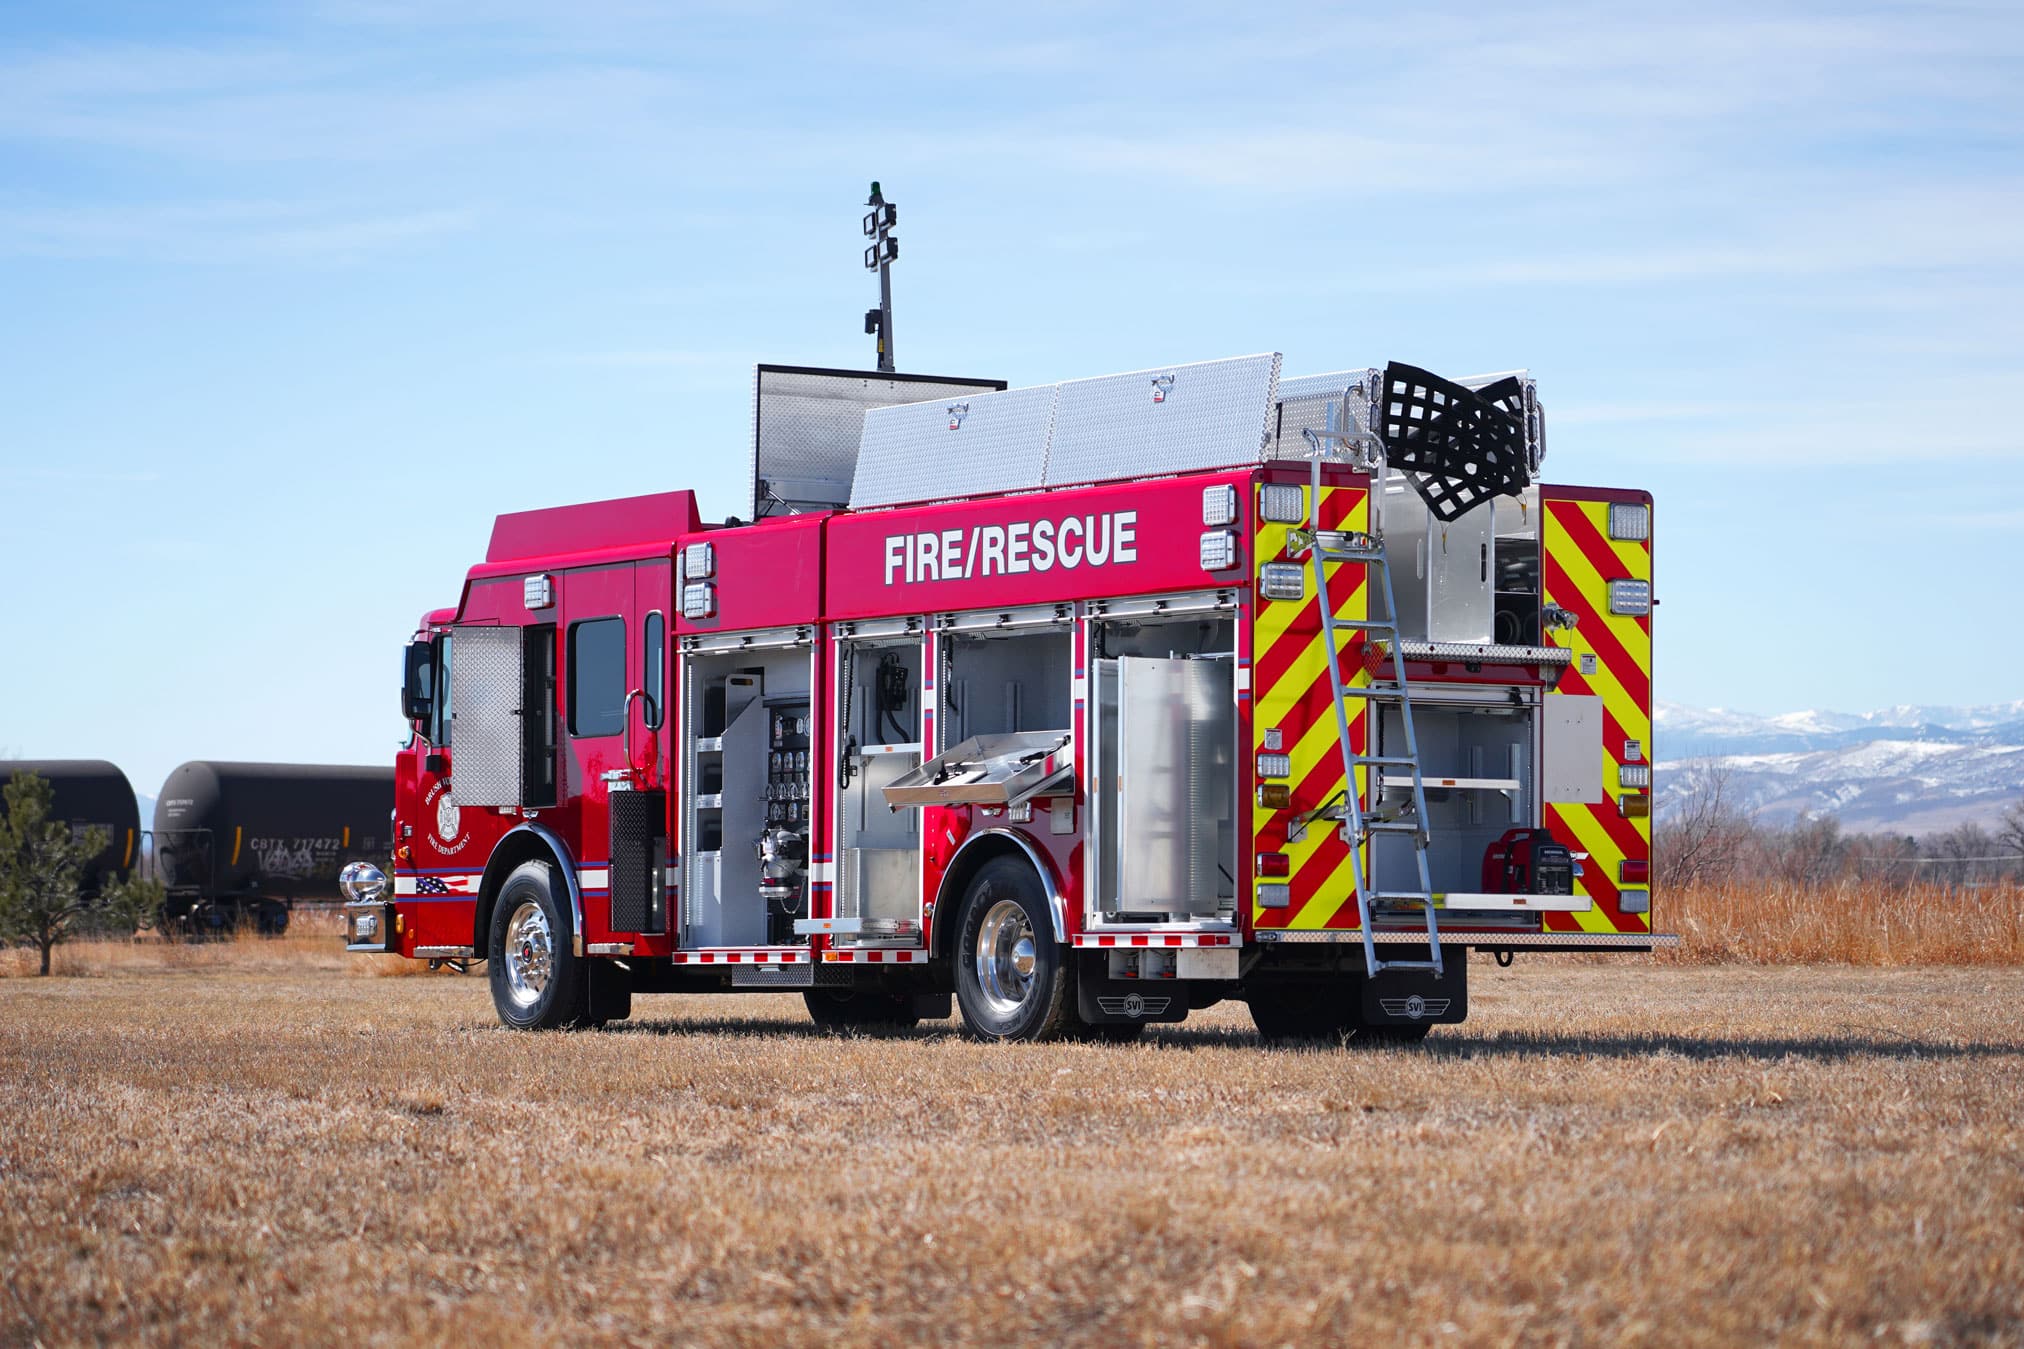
1 1 2019 795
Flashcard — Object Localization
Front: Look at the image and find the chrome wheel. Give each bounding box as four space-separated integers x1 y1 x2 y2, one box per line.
502 900 552 1009
973 898 1037 1018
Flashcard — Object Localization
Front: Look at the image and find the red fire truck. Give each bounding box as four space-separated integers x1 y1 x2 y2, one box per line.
343 355 1669 1040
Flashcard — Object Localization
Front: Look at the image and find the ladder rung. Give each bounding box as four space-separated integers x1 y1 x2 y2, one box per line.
1351 755 1419 767
1317 548 1385 564
1374 891 1434 904
1339 685 1409 699
1334 618 1398 632
1374 959 1443 973
1360 820 1425 835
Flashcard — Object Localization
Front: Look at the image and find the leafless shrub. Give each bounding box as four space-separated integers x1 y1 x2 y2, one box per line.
1654 764 1755 887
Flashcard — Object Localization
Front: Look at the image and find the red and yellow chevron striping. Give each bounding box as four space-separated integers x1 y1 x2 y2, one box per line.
1251 477 1372 930
1541 494 1653 935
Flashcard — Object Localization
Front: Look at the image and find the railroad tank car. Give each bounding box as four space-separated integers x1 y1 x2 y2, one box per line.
152 762 394 933
0 759 141 898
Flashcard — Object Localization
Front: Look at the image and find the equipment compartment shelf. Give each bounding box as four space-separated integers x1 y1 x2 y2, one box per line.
882 731 1073 807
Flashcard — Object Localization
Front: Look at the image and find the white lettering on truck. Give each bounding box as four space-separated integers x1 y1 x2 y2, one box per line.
883 510 1139 585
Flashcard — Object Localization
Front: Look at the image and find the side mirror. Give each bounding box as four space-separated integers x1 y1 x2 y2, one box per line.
402 641 435 723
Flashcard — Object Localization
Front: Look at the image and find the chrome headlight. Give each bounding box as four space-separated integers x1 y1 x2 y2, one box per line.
339 861 387 903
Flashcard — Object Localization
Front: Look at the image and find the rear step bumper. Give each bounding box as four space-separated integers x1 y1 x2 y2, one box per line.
1256 930 1679 950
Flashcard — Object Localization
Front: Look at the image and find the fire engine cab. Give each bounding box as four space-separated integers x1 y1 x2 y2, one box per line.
343 354 1670 1041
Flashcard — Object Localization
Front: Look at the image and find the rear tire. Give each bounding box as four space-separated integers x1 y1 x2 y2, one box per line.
487 861 589 1030
953 858 1070 1042
803 988 920 1029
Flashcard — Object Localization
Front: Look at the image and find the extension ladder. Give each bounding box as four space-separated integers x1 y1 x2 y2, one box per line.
1295 434 1445 980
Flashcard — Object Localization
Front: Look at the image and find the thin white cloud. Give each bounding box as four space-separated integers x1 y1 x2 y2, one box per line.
0 200 475 262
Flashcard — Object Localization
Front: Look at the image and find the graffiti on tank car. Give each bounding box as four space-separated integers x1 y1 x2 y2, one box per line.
249 837 340 877
882 510 1138 585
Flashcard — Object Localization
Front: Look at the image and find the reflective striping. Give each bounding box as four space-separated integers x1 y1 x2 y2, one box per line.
822 948 929 964
1252 480 1372 931
1262 929 1678 948
1542 495 1652 935
576 867 611 889
1073 932 1237 948
669 948 811 965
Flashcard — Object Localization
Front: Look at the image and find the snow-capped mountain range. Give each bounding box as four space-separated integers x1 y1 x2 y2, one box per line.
1654 701 2024 833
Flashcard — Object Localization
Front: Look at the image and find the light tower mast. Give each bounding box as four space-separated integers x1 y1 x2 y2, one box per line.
862 182 898 372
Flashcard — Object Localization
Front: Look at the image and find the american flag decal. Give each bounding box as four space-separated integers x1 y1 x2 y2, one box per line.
416 876 450 896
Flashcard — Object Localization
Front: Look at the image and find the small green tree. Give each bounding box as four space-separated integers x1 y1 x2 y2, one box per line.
0 771 109 976
86 874 166 940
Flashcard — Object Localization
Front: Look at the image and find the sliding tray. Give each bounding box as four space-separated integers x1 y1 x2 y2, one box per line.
882 731 1074 808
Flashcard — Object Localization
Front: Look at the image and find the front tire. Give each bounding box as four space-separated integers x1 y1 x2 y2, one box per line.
953 858 1070 1042
487 861 588 1030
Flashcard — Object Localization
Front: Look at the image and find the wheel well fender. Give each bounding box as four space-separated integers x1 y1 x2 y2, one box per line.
474 825 583 957
931 829 1066 962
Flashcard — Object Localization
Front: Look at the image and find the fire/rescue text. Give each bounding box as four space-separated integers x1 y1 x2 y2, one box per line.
882 511 1139 585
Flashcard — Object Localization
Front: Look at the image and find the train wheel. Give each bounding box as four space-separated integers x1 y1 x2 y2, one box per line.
486 861 588 1031
953 858 1070 1043
1246 981 1354 1044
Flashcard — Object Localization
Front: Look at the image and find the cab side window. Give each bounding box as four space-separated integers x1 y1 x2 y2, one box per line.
432 634 454 746
643 612 665 729
568 618 626 737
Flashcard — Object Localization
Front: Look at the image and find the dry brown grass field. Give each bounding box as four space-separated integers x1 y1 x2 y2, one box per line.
3 888 2023 1346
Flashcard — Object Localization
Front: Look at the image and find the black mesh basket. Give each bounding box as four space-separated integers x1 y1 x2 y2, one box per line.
1379 363 1532 521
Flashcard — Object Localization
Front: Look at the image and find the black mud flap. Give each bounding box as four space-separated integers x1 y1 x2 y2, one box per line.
1361 948 1468 1026
1077 956 1190 1026
911 992 952 1021
608 788 666 934
585 958 633 1025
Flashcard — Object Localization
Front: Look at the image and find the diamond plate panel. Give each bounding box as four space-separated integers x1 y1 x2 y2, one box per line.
1043 353 1280 490
449 626 525 807
752 367 1003 518
731 963 815 988
1268 368 1380 460
608 788 664 933
849 382 1058 509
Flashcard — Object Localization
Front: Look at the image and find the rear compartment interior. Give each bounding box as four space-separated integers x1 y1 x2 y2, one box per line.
1371 700 1535 910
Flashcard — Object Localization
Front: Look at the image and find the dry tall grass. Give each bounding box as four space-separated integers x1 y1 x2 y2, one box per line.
0 962 2018 1346
7 882 2018 982
1657 879 2024 966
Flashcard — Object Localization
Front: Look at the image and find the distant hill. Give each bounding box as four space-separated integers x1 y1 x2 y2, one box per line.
1655 702 2024 832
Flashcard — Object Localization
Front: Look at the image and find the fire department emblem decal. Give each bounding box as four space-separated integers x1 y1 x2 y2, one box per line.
1379 995 1451 1021
423 779 471 855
